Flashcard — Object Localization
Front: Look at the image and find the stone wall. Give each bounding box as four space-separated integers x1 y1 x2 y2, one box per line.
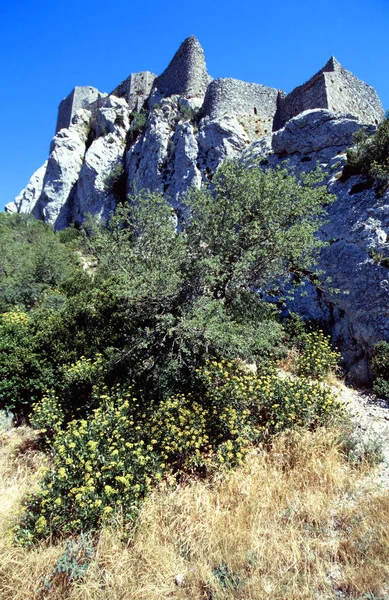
111 71 156 112
150 36 210 104
202 78 283 137
277 57 384 129
324 63 384 124
55 86 103 133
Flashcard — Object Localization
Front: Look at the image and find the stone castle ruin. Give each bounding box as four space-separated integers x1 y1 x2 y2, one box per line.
111 71 156 113
277 56 383 128
7 37 387 381
55 86 104 133
54 36 383 139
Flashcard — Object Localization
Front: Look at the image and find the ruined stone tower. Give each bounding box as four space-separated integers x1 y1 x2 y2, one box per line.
111 71 156 112
150 36 211 104
276 56 383 128
55 86 103 133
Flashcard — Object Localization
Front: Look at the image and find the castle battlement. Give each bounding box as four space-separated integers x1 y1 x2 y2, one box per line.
55 86 104 133
276 56 383 129
111 71 156 112
55 39 384 138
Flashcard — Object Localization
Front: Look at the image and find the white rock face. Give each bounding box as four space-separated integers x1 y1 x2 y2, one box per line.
74 96 130 222
33 110 92 229
126 97 178 194
5 161 48 215
250 109 389 383
198 115 250 173
293 174 389 384
272 109 374 159
167 121 202 209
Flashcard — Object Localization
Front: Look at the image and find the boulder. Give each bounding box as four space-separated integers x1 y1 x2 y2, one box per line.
272 109 374 159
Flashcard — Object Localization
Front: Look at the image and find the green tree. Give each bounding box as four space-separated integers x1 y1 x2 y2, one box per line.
0 213 81 311
82 161 333 400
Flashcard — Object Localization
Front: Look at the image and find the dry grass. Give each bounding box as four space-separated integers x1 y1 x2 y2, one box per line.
1 426 389 600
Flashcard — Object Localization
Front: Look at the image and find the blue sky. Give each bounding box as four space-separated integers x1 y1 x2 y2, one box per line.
1 0 388 211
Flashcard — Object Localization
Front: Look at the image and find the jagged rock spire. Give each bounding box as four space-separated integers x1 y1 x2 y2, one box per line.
151 36 211 101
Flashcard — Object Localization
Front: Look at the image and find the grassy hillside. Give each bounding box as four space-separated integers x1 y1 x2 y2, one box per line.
1 423 389 599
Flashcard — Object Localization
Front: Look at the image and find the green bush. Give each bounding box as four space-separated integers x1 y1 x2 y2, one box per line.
373 377 389 399
344 114 389 196
0 310 56 417
296 331 341 381
0 212 81 311
371 341 389 399
371 341 389 380
16 360 342 545
127 109 148 143
179 104 196 122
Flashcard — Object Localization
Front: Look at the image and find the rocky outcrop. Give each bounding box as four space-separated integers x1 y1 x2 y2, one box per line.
73 96 130 221
243 109 389 384
5 162 48 215
32 110 92 229
272 109 375 160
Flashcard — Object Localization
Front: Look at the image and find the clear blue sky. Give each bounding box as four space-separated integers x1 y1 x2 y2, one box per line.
1 0 388 211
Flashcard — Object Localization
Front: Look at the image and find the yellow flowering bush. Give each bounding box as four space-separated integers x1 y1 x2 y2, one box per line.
0 310 30 327
198 359 343 436
14 359 343 546
30 393 64 441
14 387 158 545
296 331 341 380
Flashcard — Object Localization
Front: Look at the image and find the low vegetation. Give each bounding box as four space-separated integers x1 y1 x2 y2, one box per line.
1 158 388 597
344 112 389 196
371 340 389 399
1 424 389 599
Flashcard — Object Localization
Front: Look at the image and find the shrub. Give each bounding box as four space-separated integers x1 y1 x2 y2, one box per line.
179 104 196 122
296 331 341 381
371 341 389 399
344 114 389 196
371 341 389 380
30 393 64 442
0 212 81 311
103 163 124 191
127 109 148 143
372 377 389 400
0 311 56 417
39 533 94 596
16 360 342 545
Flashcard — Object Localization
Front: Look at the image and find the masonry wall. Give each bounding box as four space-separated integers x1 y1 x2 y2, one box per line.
111 71 156 112
151 36 210 103
276 58 384 130
56 86 101 133
203 78 282 122
324 67 384 124
276 74 329 128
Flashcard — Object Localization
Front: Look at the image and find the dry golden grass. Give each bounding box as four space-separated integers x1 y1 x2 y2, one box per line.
1 426 389 600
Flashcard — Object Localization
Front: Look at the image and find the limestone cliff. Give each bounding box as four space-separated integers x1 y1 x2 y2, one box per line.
5 37 388 381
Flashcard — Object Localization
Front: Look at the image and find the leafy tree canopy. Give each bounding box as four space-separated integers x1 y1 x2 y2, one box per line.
1 160 334 417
